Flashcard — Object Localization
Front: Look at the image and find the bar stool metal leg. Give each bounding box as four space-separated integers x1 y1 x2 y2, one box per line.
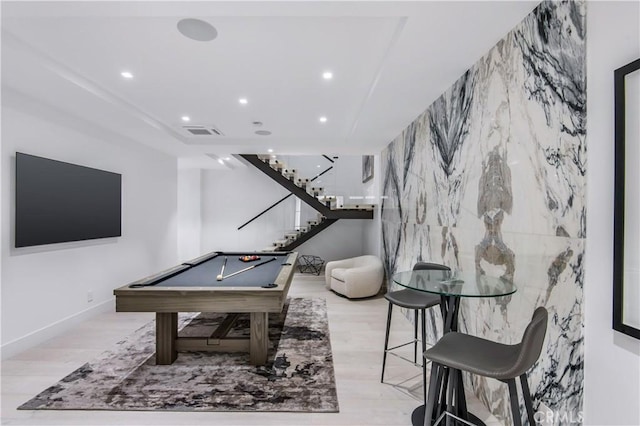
381 302 393 382
446 370 456 426
507 379 522 426
437 366 449 420
414 310 419 364
424 362 441 426
456 369 468 419
421 308 427 403
520 374 536 425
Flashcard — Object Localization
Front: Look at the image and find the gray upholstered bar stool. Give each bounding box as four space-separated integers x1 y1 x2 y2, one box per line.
423 307 548 426
381 262 450 402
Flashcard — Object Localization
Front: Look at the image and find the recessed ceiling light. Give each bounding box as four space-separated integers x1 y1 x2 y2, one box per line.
224 157 231 161
317 165 321 168
181 116 190 122
255 130 271 136
267 149 274 153
322 71 333 80
121 71 133 79
177 18 218 42
239 98 248 105
319 116 328 123
218 159 225 165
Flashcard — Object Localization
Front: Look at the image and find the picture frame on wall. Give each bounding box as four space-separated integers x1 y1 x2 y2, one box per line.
362 155 374 183
613 57 640 340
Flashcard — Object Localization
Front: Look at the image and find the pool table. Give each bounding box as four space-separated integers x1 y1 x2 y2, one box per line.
113 251 298 365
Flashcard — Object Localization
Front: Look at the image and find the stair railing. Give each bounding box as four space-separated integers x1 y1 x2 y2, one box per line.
237 165 334 230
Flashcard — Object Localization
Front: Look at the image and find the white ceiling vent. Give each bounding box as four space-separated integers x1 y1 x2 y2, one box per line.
180 124 225 139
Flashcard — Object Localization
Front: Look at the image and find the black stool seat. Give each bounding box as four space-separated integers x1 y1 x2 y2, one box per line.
423 307 548 426
384 289 440 310
424 332 522 379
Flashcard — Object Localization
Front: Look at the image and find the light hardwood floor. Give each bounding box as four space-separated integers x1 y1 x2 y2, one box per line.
1 274 501 426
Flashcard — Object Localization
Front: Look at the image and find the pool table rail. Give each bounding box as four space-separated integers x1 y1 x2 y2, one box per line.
114 251 298 313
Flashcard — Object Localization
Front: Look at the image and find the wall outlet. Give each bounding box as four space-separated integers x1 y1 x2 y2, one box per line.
536 402 554 426
87 290 93 303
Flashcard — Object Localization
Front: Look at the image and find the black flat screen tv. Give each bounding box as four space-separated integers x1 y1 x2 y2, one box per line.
15 152 122 248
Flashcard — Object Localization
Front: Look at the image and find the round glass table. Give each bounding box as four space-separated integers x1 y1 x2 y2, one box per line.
392 269 517 426
392 269 516 333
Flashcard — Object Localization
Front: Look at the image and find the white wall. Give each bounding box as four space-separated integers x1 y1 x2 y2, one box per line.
200 166 294 252
1 98 178 357
294 219 365 263
332 155 368 201
177 167 202 261
584 1 640 424
362 154 381 258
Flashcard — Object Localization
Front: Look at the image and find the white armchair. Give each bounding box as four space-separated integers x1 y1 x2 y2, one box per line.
324 255 384 299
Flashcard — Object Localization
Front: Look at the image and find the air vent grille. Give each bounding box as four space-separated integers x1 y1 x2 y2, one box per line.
181 125 225 136
187 128 213 135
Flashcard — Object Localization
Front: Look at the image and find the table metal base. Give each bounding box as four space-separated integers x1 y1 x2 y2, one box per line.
298 254 324 275
411 405 486 426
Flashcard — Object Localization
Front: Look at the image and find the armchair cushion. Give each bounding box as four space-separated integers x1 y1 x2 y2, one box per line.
324 255 384 299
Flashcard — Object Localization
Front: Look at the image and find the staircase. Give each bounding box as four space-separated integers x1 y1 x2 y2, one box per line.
239 154 374 251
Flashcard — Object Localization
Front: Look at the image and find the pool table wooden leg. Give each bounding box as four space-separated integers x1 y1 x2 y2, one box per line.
156 312 177 365
250 312 269 365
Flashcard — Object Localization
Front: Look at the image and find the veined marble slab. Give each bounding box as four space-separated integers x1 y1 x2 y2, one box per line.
381 1 586 424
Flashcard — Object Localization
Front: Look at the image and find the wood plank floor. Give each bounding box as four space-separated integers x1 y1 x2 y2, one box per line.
1 274 502 425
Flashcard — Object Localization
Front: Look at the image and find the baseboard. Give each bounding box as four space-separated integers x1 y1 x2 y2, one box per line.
1 298 115 360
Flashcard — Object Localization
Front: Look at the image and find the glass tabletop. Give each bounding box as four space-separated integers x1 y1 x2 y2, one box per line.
392 269 517 298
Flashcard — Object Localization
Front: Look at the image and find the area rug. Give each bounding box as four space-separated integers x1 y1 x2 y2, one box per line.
19 297 338 412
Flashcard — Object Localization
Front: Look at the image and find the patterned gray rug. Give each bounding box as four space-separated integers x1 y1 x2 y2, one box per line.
19 297 338 412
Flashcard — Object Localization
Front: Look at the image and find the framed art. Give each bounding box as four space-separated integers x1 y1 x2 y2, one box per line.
362 155 374 183
613 57 640 339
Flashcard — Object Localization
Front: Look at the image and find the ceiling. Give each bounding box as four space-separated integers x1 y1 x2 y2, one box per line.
1 1 539 170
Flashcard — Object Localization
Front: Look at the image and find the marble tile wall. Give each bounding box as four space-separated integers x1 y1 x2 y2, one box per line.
380 1 586 424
